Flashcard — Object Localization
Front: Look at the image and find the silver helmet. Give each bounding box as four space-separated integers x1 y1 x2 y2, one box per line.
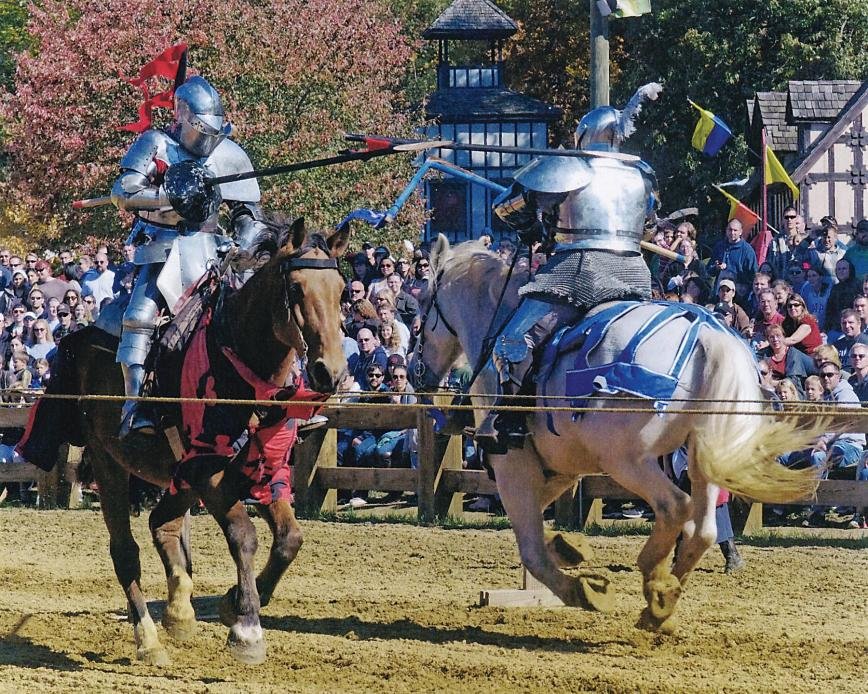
173 76 231 157
574 107 621 152
574 82 664 153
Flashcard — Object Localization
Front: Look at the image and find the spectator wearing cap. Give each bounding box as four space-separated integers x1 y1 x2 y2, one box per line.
21 311 37 344
843 218 868 279
808 221 847 283
710 278 751 335
706 218 758 300
33 259 73 304
52 302 79 344
81 251 116 307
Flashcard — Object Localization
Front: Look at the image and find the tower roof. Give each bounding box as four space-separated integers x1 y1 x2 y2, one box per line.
423 0 517 41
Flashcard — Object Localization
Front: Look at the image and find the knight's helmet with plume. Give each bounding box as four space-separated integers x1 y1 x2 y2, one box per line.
574 82 663 152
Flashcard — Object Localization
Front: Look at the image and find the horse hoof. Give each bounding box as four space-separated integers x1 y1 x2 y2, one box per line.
227 626 266 666
576 575 614 612
643 574 682 622
163 615 197 642
546 532 594 568
137 645 171 666
219 587 238 628
636 608 679 634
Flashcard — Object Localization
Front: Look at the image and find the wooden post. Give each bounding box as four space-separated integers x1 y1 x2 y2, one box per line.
416 409 463 523
554 482 580 529
589 0 610 108
292 427 337 518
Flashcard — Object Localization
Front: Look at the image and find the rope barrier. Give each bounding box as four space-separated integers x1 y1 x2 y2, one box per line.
0 388 862 418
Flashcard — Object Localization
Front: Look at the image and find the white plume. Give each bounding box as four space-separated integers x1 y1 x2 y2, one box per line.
618 82 663 140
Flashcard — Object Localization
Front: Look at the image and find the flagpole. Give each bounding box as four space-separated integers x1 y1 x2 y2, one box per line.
762 127 769 247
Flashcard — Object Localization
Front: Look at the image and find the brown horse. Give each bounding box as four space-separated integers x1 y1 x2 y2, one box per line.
22 219 349 665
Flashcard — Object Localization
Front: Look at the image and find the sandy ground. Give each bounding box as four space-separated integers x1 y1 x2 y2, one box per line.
0 508 865 693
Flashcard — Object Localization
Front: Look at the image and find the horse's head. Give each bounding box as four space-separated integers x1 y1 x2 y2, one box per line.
269 217 349 393
410 234 512 391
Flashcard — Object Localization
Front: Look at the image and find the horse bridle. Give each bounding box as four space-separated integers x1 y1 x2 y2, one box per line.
278 242 340 359
413 269 458 390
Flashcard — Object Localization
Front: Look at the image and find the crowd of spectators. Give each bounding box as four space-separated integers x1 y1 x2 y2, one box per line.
651 210 868 528
0 243 135 398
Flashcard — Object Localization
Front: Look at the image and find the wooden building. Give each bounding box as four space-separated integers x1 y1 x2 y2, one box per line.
420 0 561 242
748 80 867 234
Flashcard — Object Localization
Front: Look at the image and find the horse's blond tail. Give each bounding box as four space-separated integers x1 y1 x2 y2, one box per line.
691 330 824 504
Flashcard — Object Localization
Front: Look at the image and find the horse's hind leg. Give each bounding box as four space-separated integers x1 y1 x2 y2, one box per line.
491 451 613 612
92 452 169 665
604 456 691 633
194 465 266 665
256 500 303 607
149 489 197 641
671 461 718 584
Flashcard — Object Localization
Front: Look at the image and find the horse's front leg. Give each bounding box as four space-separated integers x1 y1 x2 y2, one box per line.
490 451 613 612
538 473 595 568
256 499 304 607
92 451 169 665
194 464 266 665
149 489 197 641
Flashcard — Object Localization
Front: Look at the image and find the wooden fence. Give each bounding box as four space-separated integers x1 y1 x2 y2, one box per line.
3 402 867 531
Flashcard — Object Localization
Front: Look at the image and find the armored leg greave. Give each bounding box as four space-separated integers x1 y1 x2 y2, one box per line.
475 299 574 452
117 263 162 437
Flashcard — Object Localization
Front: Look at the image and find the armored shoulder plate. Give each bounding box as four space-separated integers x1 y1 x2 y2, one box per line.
120 129 169 176
513 154 593 194
205 139 261 203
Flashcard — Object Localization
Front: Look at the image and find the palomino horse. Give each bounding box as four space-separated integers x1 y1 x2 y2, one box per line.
22 219 349 664
411 236 822 632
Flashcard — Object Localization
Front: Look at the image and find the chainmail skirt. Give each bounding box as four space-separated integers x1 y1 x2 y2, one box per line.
519 249 651 309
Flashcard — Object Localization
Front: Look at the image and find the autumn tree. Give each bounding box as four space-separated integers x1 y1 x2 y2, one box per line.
0 0 426 250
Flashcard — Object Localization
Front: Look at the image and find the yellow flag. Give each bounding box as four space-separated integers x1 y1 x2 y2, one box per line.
764 146 799 200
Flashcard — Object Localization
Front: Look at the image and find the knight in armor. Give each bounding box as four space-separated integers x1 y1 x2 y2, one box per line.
111 75 272 437
475 83 663 452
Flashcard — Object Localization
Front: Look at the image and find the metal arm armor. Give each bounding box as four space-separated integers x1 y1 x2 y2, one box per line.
111 170 170 212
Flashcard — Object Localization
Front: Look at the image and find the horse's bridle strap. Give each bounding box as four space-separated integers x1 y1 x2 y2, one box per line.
281 257 339 272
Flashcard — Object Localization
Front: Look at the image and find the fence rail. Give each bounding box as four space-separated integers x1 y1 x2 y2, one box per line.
2 402 867 531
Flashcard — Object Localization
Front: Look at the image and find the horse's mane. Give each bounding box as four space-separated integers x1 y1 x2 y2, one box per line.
431 240 508 292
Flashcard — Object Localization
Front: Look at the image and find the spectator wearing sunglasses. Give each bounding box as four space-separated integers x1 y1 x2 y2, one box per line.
782 292 822 354
404 256 430 304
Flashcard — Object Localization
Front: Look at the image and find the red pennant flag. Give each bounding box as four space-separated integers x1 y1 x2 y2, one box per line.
118 43 188 134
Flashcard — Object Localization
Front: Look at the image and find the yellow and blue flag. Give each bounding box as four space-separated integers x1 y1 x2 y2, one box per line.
689 100 732 157
765 145 799 199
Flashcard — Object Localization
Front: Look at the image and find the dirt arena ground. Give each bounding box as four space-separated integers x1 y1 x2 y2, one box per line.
0 508 864 693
